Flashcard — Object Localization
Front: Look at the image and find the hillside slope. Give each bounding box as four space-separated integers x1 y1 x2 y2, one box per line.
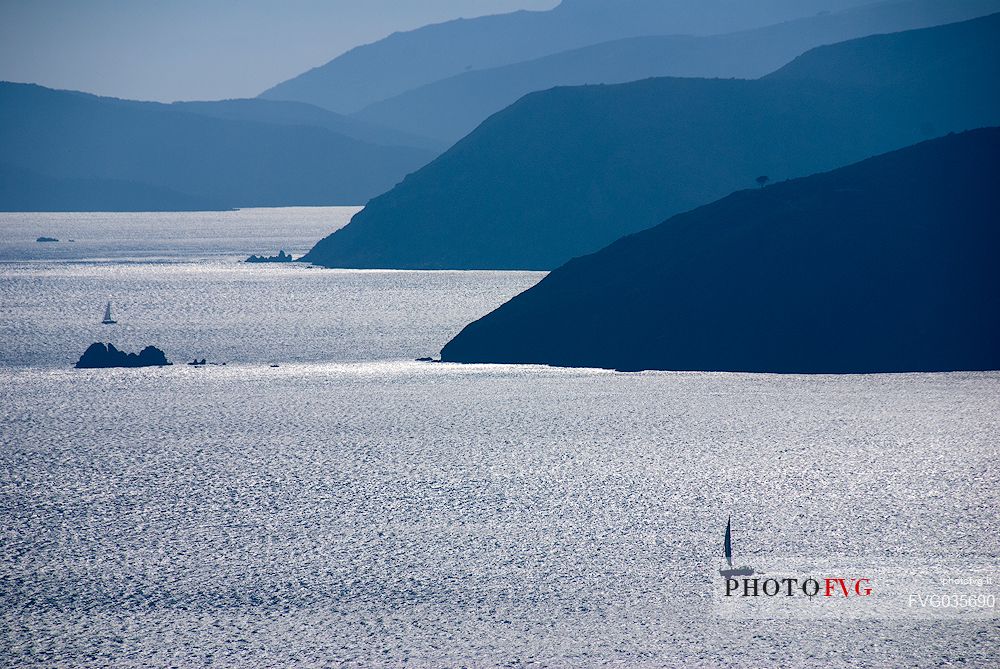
441 129 1000 373
355 0 1000 142
302 14 1000 270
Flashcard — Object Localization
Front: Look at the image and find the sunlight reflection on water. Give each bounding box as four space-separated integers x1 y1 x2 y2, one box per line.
1 212 997 667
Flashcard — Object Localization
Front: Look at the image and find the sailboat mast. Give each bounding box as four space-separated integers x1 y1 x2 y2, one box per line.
724 515 733 567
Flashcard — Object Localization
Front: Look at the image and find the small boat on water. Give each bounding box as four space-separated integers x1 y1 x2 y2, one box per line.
101 301 117 325
720 515 754 577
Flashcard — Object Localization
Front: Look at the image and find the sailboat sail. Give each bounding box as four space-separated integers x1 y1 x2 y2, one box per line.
724 516 733 567
103 302 112 322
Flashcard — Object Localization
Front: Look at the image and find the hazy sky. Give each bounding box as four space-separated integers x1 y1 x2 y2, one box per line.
0 0 558 102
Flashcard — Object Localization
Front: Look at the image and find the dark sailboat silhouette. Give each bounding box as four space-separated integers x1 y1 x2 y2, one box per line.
720 515 754 577
101 301 117 325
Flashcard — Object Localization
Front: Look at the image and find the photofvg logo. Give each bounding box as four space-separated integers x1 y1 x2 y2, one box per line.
724 575 872 599
713 559 998 620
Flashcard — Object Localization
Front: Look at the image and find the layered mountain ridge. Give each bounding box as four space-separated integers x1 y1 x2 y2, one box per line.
302 14 1000 270
354 0 1000 142
260 0 881 114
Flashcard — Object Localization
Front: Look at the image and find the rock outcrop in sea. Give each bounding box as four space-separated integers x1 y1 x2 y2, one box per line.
74 343 172 368
245 250 294 263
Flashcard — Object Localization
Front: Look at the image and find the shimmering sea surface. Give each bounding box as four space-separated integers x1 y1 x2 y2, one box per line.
1 209 998 668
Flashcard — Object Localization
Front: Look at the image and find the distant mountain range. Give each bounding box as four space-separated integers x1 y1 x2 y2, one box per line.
7 2 997 214
441 128 1000 373
171 99 442 152
259 0 881 115
302 14 1000 270
354 0 1000 142
0 84 437 211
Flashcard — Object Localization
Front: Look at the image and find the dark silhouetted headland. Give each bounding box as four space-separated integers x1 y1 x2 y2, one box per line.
0 84 436 212
441 128 1000 373
75 343 172 368
302 14 1000 270
259 0 881 114
355 0 1000 143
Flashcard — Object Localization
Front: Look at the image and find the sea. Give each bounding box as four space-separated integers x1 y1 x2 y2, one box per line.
1 208 997 668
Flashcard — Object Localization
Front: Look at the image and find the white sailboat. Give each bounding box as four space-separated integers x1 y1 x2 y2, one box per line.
719 515 754 577
101 301 117 325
